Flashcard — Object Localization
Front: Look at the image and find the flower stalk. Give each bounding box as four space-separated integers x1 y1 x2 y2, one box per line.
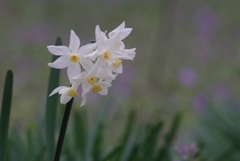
54 98 74 161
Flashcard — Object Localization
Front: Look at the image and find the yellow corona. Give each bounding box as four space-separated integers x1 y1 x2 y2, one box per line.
69 54 80 64
68 88 78 97
92 84 102 93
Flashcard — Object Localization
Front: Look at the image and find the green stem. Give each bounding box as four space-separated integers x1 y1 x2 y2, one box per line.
54 98 74 161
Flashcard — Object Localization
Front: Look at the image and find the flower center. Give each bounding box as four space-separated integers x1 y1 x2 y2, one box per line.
68 88 78 97
112 58 122 68
87 76 97 85
102 51 110 60
92 84 102 93
69 54 80 64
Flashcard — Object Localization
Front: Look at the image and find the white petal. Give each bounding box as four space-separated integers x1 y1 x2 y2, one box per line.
97 63 115 79
59 87 69 94
95 25 107 50
119 28 132 40
108 22 125 37
80 92 88 106
97 71 115 80
109 29 132 40
114 22 125 31
113 64 123 74
72 82 80 90
108 22 132 40
100 80 112 88
85 57 101 78
80 58 94 71
85 50 99 61
82 82 91 93
72 71 87 84
67 64 81 80
125 48 136 53
69 30 80 53
99 88 108 95
47 46 71 56
78 43 97 56
48 56 69 69
108 32 121 50
60 93 71 104
113 50 135 60
123 48 136 59
49 86 65 96
118 41 125 50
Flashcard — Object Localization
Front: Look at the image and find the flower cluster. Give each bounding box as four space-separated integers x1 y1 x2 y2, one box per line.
174 143 198 161
47 22 136 106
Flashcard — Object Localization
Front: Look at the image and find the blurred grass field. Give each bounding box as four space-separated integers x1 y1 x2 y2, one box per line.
1 0 240 155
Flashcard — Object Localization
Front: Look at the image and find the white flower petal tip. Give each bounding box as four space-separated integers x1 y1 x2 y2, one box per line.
49 86 64 97
47 46 71 56
49 90 57 97
69 30 81 53
80 102 85 107
96 25 100 30
80 92 88 107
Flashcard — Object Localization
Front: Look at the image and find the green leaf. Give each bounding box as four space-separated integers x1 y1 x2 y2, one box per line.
86 98 110 161
154 113 181 161
100 145 122 161
141 122 163 160
126 144 139 161
73 110 87 159
0 70 13 161
33 146 46 161
10 129 27 161
114 110 136 160
121 111 136 146
119 136 137 161
93 123 104 161
45 37 62 161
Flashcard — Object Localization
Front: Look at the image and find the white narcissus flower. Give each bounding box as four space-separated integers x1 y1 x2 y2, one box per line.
47 30 96 80
73 59 115 106
48 22 136 106
86 24 136 74
49 83 79 104
81 80 112 106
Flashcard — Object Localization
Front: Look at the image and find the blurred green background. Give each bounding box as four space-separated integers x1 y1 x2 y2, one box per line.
1 0 240 160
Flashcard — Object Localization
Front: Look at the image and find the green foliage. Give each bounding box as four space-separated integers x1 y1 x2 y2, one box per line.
155 114 181 161
45 37 62 161
58 108 181 161
5 105 181 161
197 102 240 161
0 70 13 161
8 125 46 161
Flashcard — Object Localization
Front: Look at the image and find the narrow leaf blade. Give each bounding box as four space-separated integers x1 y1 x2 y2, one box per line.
155 113 181 161
0 70 13 161
45 37 62 161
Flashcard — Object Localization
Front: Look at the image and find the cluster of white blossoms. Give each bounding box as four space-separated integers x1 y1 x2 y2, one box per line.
47 22 136 106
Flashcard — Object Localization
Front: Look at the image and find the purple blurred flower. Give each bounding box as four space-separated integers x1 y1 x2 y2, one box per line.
192 93 208 113
193 6 219 58
195 6 218 36
175 143 198 161
178 67 198 88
